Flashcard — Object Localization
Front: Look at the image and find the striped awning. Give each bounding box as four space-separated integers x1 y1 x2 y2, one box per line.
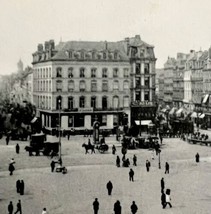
202 94 209 104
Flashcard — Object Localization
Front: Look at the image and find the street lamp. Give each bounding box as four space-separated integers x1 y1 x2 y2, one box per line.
58 96 62 165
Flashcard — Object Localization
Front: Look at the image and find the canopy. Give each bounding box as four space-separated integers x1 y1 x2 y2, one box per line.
31 117 38 123
176 108 183 116
199 113 205 118
191 112 197 118
169 107 177 115
202 94 209 104
135 120 152 126
161 108 167 113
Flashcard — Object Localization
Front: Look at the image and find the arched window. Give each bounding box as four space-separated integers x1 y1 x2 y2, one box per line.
123 80 129 90
56 67 62 77
68 80 74 92
56 80 62 92
79 80 86 91
79 96 85 108
113 80 119 90
68 97 74 109
56 96 62 110
102 96 107 109
113 96 119 108
123 96 129 107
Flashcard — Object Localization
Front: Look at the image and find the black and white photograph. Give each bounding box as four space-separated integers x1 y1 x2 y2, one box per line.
0 0 211 213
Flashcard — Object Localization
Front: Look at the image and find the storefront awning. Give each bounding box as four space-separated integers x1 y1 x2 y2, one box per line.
169 107 177 115
202 94 209 104
176 108 183 116
31 117 38 123
199 113 205 118
135 120 152 126
161 108 167 113
191 112 197 118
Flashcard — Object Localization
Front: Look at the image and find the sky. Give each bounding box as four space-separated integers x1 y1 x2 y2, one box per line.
1 0 211 75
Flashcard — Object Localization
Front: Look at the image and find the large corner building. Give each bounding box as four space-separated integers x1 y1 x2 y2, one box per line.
32 35 156 131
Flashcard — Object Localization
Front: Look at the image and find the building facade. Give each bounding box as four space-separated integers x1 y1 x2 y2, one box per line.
32 36 156 131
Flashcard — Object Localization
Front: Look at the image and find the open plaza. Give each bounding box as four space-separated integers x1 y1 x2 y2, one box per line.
0 132 211 214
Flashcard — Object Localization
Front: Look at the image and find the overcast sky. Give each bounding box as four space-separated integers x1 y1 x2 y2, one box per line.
1 0 211 75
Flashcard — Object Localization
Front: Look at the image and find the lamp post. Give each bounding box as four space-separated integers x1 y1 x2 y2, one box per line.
158 149 161 169
58 96 62 165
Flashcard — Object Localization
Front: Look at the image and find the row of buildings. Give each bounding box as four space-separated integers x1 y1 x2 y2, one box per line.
7 35 156 131
157 48 211 128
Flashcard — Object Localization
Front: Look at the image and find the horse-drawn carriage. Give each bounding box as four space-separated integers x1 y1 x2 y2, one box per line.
135 135 159 149
25 133 59 156
82 141 109 154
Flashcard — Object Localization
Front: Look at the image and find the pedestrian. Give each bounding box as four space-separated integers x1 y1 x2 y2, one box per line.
6 134 10 145
106 181 113 195
195 153 200 163
8 201 13 214
165 162 169 174
14 200 22 214
16 144 20 154
42 208 47 214
161 177 165 192
129 168 134 182
113 200 122 214
93 198 99 214
9 163 15 176
67 133 70 140
16 180 21 193
146 160 150 172
50 160 55 172
133 155 137 166
130 201 138 214
159 133 163 144
112 145 116 155
116 155 120 167
20 180 24 195
161 190 166 209
165 190 172 208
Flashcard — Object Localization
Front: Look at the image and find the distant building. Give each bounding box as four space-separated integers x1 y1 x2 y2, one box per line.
32 35 156 131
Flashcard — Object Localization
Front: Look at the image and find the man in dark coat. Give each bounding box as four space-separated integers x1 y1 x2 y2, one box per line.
161 190 166 209
114 200 121 214
8 201 13 214
161 177 165 192
6 134 10 145
130 201 138 214
93 198 99 214
133 155 137 166
16 144 20 154
146 160 150 172
50 160 56 172
9 163 15 176
106 181 113 195
112 145 116 155
16 180 21 193
20 180 24 195
195 153 200 163
165 162 169 174
14 200 22 214
116 156 120 167
129 168 134 182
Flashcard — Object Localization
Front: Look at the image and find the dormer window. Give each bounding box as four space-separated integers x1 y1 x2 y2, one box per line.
81 51 84 59
103 52 107 59
114 52 118 60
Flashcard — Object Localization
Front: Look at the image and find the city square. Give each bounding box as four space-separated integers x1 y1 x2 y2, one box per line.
0 133 211 213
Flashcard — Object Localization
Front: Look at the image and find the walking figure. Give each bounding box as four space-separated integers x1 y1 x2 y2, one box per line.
130 201 138 214
8 201 13 214
165 162 170 174
133 155 137 166
106 181 113 195
42 208 48 214
112 145 116 155
195 153 200 163
129 168 134 182
6 134 10 145
146 160 151 172
93 198 99 214
16 144 20 154
16 180 21 193
161 190 166 209
165 189 172 208
9 162 15 176
50 160 56 172
113 200 122 214
20 180 24 195
161 177 165 192
116 156 120 167
14 200 22 214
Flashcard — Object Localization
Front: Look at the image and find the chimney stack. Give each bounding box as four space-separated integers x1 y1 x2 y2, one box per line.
45 41 50 51
37 44 43 52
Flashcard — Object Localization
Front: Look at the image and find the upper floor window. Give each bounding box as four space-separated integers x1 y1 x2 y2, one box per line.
102 68 108 78
91 68 96 78
103 52 107 59
68 80 74 92
68 97 74 109
56 67 62 77
46 68 48 78
91 96 96 109
68 67 74 78
123 96 129 107
123 80 129 90
102 96 108 109
91 80 97 92
136 63 141 74
113 96 119 108
43 68 45 78
124 68 129 77
113 80 119 90
56 80 62 92
49 67 51 78
113 68 119 77
144 91 149 101
79 80 86 91
144 63 150 74
102 81 108 92
56 96 62 110
80 68 85 78
144 77 150 87
79 96 85 108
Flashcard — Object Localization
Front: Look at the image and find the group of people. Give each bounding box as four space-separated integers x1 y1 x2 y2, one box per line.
93 198 138 214
8 200 22 214
116 154 137 168
16 180 24 195
191 132 209 141
160 178 172 209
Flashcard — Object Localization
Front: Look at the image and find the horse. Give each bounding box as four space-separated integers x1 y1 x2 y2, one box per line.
82 143 95 154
